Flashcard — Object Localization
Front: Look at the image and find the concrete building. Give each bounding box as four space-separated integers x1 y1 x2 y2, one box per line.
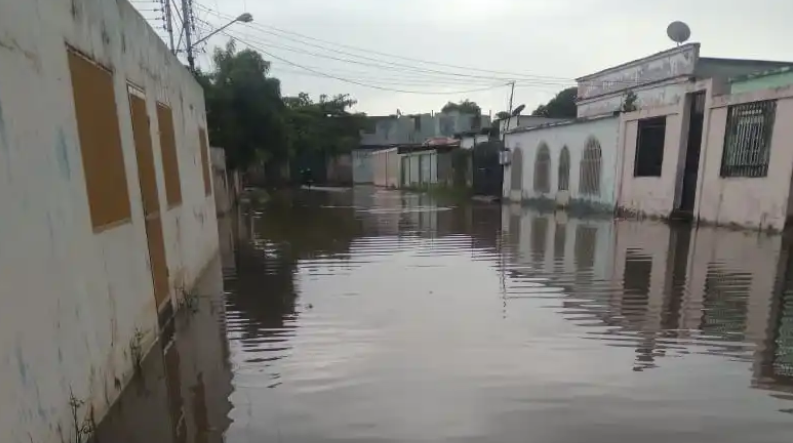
504 42 793 229
355 111 489 183
0 1 218 442
617 70 793 231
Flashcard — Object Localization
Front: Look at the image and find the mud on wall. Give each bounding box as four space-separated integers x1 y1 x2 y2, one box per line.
0 1 218 442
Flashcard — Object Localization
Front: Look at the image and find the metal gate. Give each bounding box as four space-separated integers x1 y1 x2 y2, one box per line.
472 141 504 197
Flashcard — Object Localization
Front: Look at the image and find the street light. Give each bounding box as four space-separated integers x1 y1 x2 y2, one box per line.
187 13 253 70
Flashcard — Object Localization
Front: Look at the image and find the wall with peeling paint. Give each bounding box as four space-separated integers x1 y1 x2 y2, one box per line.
0 1 218 442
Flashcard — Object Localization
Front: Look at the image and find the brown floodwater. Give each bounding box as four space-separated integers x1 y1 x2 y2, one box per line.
98 186 793 442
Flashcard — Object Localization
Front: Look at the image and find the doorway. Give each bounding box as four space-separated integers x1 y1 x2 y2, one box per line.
128 86 171 323
678 92 706 214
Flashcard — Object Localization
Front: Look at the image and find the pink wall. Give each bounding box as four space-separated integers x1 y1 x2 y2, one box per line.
696 88 793 231
617 104 686 217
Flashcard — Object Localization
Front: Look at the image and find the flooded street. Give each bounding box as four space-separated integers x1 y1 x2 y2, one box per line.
99 187 793 442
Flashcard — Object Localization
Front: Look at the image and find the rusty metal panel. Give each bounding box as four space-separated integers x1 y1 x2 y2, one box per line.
198 127 211 196
67 50 131 230
129 91 160 216
157 103 182 207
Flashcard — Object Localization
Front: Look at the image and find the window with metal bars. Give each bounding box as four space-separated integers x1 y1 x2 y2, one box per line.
720 100 776 178
579 136 602 196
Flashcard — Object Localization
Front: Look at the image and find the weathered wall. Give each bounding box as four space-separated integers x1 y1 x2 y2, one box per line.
576 44 699 117
616 104 686 217
697 87 793 230
0 1 217 442
503 116 620 208
372 148 400 188
211 147 236 215
352 149 374 183
730 68 793 94
401 150 437 187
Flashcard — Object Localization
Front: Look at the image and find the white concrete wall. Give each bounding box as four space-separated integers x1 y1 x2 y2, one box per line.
577 81 689 118
616 104 686 217
696 86 793 231
0 1 217 442
576 43 699 117
503 116 620 207
372 148 400 188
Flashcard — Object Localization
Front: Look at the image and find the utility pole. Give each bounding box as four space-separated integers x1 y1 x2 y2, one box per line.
163 0 175 53
181 0 195 71
503 81 516 142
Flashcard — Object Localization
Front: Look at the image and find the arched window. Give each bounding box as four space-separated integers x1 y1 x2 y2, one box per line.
579 137 602 196
558 146 570 191
511 145 523 191
533 142 551 193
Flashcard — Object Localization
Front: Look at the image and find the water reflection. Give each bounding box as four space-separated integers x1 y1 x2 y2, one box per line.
94 255 233 443
141 188 793 442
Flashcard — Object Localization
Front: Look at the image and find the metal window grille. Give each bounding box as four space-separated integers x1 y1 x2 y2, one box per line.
579 137 602 196
721 100 776 178
511 146 524 191
558 146 570 191
533 143 551 193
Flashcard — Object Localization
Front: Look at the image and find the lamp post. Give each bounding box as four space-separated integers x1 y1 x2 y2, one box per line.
186 12 253 71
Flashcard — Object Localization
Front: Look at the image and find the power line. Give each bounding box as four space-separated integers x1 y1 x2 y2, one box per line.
220 26 576 88
225 31 513 95
193 2 572 83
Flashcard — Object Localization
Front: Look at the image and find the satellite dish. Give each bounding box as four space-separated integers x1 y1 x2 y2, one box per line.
667 21 691 46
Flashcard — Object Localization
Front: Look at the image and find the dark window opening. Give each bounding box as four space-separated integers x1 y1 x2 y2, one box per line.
634 116 666 177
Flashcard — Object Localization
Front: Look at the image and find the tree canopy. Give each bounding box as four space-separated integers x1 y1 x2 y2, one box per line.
441 99 481 115
531 87 578 119
196 42 366 171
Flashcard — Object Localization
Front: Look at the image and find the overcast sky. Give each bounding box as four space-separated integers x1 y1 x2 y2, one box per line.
141 0 793 116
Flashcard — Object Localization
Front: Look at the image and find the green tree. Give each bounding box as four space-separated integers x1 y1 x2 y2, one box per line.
441 99 482 115
284 93 366 157
532 87 577 119
495 111 511 120
196 42 287 170
621 90 638 112
196 43 365 172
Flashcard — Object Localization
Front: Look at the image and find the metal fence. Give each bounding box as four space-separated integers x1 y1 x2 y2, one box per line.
721 100 776 178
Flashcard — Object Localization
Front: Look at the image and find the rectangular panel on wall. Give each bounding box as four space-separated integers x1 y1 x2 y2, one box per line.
157 103 182 207
67 50 131 230
145 217 169 306
129 90 159 215
198 127 212 196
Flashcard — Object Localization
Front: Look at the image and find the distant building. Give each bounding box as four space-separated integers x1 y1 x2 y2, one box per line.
355 111 489 183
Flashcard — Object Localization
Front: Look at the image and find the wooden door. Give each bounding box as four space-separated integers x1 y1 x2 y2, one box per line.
128 87 170 311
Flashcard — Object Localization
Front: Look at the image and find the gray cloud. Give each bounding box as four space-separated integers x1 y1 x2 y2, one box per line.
181 0 793 115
